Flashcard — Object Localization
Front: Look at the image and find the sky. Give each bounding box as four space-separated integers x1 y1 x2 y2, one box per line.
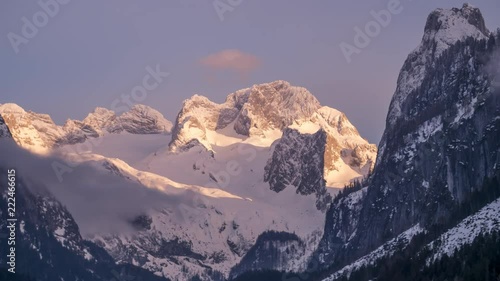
1 0 499 144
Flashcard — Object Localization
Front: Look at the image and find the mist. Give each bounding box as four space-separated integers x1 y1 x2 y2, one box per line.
485 42 500 93
0 140 193 236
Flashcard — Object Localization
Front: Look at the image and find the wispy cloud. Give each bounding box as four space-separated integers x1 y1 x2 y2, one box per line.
0 140 193 236
199 49 261 82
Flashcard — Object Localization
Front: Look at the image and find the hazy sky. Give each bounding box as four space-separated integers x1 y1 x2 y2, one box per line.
1 0 499 144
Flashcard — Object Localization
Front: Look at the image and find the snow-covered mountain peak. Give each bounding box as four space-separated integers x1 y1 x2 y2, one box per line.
169 81 377 197
185 94 215 105
317 106 360 137
78 104 173 135
124 104 167 120
0 103 51 153
318 106 342 118
387 4 491 125
247 80 320 114
0 103 173 153
423 4 489 53
110 104 173 134
81 107 116 133
260 79 291 88
0 102 27 114
170 80 325 150
85 106 115 119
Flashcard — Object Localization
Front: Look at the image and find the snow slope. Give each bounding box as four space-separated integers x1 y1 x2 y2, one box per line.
323 224 425 281
426 198 500 264
53 145 325 280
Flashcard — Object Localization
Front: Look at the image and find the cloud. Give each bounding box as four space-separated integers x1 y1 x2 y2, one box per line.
199 49 261 75
0 140 195 236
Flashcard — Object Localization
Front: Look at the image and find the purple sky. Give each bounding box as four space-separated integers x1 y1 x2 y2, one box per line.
1 0 499 144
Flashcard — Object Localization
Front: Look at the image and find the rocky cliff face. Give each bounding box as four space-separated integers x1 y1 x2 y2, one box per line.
387 3 490 126
314 187 367 266
264 128 332 210
232 81 321 136
313 4 500 270
0 104 172 151
0 114 12 138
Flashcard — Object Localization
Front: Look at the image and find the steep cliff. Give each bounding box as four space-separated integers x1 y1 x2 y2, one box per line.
313 4 500 273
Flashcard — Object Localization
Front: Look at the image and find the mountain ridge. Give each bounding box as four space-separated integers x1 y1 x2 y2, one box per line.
1 81 376 280
0 103 173 153
309 5 500 280
3 4 499 280
169 80 377 191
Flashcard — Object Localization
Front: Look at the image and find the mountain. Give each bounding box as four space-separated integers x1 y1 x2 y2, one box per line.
0 103 53 153
4 4 498 280
0 144 170 281
308 4 500 280
0 82 374 280
0 103 172 152
264 128 332 210
169 80 377 191
83 104 173 135
225 5 500 281
169 80 321 152
79 82 375 280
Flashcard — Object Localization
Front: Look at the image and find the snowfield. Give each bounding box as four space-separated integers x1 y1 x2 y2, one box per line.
426 198 500 265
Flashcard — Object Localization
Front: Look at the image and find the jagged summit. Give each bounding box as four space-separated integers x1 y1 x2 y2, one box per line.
176 80 321 138
425 4 489 35
110 104 173 134
80 107 116 135
170 81 367 147
388 4 491 125
170 80 326 151
0 103 27 114
0 103 52 153
84 107 115 121
64 103 172 139
170 80 377 192
423 3 489 53
313 6 500 277
0 103 172 152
